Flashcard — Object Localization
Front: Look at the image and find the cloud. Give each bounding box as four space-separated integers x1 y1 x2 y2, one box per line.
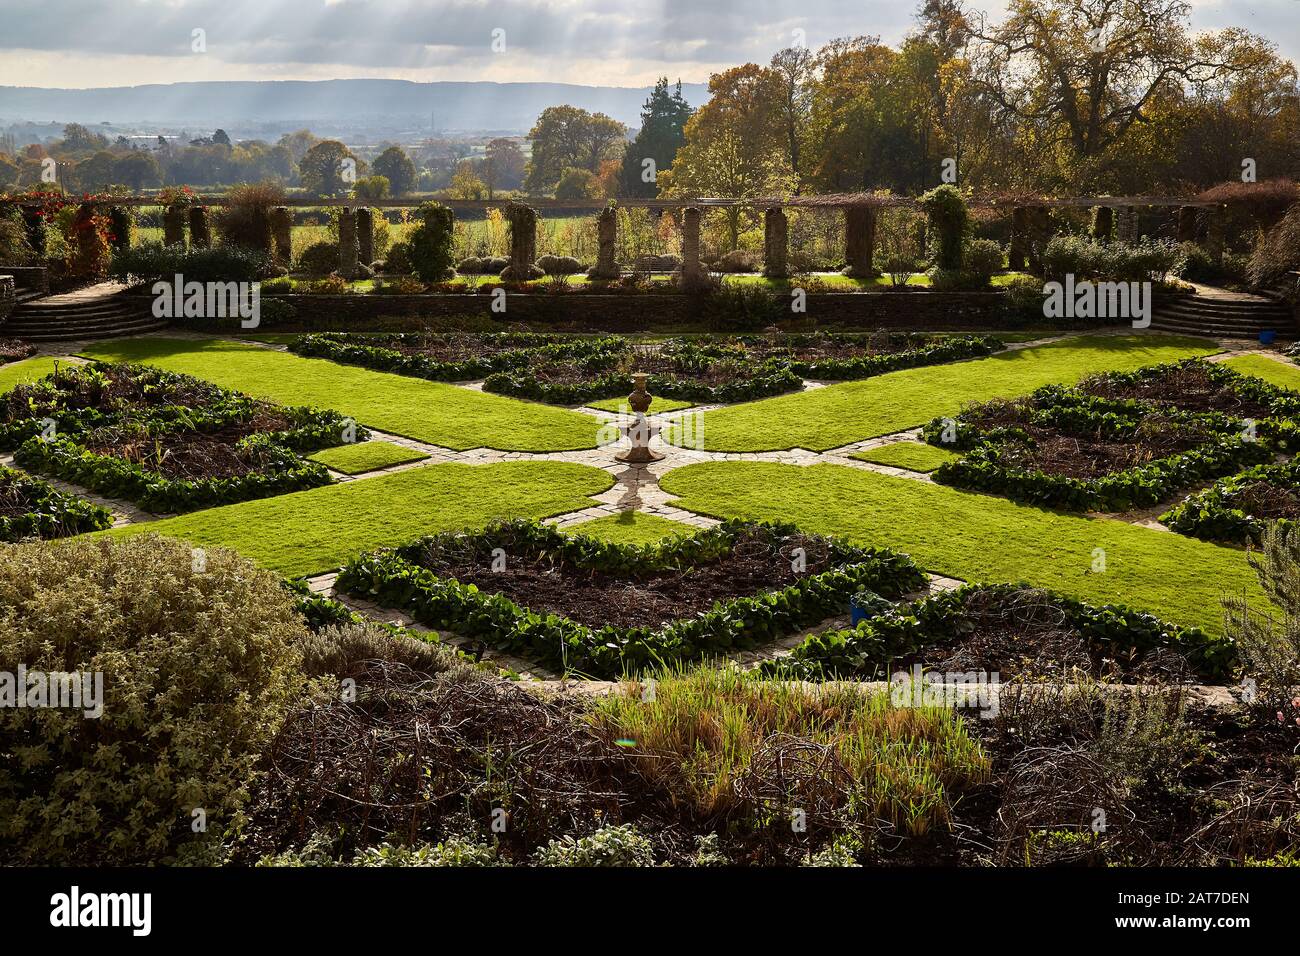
0 0 1292 88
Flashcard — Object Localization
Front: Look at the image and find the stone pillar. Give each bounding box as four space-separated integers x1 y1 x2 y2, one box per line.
1091 206 1114 243
163 204 186 248
72 202 106 277
763 207 789 279
1008 207 1029 270
270 206 293 266
0 276 14 325
356 207 374 267
1205 205 1226 262
677 206 708 291
1177 206 1198 244
502 202 541 280
188 206 210 249
1026 207 1052 273
1115 207 1136 244
588 205 619 279
337 207 359 278
108 206 132 254
20 206 46 259
842 205 877 278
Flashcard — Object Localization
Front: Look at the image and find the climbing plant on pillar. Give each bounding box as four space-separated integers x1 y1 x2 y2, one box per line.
918 184 968 272
407 201 457 282
502 202 543 280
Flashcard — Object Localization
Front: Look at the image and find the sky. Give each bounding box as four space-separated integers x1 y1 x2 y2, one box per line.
0 0 1295 90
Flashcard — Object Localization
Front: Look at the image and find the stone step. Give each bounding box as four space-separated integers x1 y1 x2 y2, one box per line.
13 320 169 342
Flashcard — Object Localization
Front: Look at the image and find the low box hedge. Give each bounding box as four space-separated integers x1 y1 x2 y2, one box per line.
0 467 114 541
336 518 927 677
762 581 1236 682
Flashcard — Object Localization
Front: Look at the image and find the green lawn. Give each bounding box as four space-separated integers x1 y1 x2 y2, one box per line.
666 334 1218 452
564 511 696 546
107 461 613 578
1221 354 1300 392
0 356 61 395
78 338 603 452
659 461 1264 635
586 395 695 414
850 441 960 473
309 440 429 475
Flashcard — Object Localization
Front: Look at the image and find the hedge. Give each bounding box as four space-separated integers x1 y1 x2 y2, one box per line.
1161 459 1300 544
762 582 1237 682
0 467 114 541
923 383 1276 512
336 518 928 677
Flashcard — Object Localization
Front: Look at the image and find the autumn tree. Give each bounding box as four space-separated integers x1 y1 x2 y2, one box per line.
480 138 526 197
299 140 363 197
525 106 627 194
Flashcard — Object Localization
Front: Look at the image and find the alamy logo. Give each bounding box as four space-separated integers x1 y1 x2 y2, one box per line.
50 886 151 936
1042 275 1151 328
0 666 103 718
151 274 261 328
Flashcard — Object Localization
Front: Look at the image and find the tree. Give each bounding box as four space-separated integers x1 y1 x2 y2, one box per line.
277 129 321 163
525 106 627 193
299 140 363 197
767 49 815 193
555 167 601 200
969 0 1267 184
480 138 526 197
112 151 163 191
618 77 694 198
57 123 108 155
353 175 390 200
449 160 486 199
372 146 417 195
70 150 117 191
212 129 232 147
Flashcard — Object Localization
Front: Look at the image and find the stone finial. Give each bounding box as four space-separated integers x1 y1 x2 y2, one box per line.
614 373 665 464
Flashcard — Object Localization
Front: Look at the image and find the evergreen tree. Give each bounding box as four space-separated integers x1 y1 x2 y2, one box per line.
619 78 693 198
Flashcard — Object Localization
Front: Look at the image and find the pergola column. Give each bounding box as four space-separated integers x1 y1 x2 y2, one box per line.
1205 205 1227 262
20 206 46 259
72 202 107 276
763 207 789 279
108 206 132 254
1091 206 1114 243
502 202 541 280
356 207 374 267
588 204 619 279
188 206 210 249
1008 207 1029 270
270 206 293 265
842 205 877 278
163 204 186 248
1177 206 1198 244
677 206 709 291
337 207 359 277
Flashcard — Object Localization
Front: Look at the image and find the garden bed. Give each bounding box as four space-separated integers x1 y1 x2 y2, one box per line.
1 362 364 512
0 338 35 364
0 466 113 541
922 382 1273 511
337 517 928 676
1078 359 1300 424
1161 459 1300 544
764 582 1235 682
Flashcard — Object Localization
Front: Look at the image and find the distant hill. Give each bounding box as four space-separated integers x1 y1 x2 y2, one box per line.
0 78 709 133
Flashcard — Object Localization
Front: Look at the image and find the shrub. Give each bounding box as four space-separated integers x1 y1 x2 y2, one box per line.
1248 201 1300 289
536 254 584 275
109 241 271 284
1041 234 1102 283
714 249 760 273
407 201 456 282
918 184 969 270
882 253 919 287
296 240 339 277
213 181 284 250
962 238 1004 284
0 208 34 264
701 283 779 331
384 240 414 276
554 167 601 201
1004 274 1047 321
1179 243 1249 285
0 535 309 865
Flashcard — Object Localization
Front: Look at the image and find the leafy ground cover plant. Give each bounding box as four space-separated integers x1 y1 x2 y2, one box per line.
764 582 1235 682
922 381 1274 512
0 466 113 541
1162 459 1300 544
336 517 927 676
1 362 362 512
